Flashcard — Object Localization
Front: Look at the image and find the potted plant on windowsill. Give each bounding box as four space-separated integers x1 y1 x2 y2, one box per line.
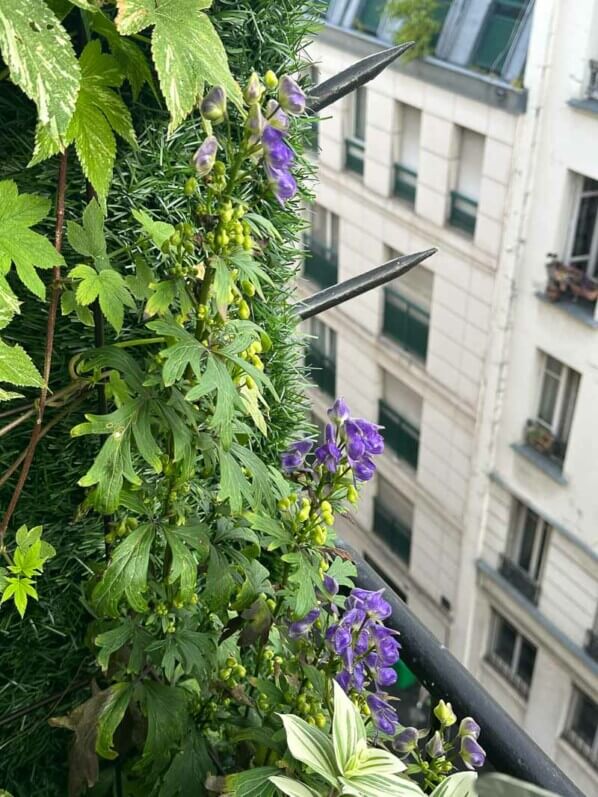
525 420 555 454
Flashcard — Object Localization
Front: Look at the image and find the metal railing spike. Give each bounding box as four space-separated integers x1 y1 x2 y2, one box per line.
308 41 415 115
295 248 437 320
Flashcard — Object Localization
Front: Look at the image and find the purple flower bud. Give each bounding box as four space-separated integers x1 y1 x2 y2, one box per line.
336 670 351 691
426 731 445 759
459 717 481 739
278 74 306 114
327 398 350 424
265 99 290 132
192 136 218 177
345 420 366 460
288 608 319 639
280 439 312 472
200 86 226 122
262 126 294 169
460 735 486 770
367 693 399 735
244 71 264 104
352 589 392 621
354 456 376 482
330 626 352 654
394 726 419 753
323 574 339 597
353 662 366 691
315 423 342 473
376 667 398 687
265 164 297 205
246 103 265 140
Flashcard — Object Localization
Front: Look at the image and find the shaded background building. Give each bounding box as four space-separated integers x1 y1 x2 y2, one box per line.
300 1 598 792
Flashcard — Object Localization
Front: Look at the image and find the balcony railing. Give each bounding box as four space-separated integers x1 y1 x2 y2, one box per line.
585 628 598 662
449 191 478 236
393 163 417 204
305 345 336 397
378 400 420 469
373 497 412 564
345 137 365 175
303 240 338 288
486 651 532 699
343 543 584 797
499 554 541 605
382 289 429 361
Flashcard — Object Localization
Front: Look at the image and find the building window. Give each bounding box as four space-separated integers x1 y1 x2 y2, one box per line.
567 175 598 279
487 612 537 698
430 0 452 49
586 608 598 662
382 251 433 361
471 1 531 75
364 553 408 603
373 475 414 565
500 503 550 605
379 372 422 470
525 354 580 468
449 128 484 236
304 204 339 288
394 105 421 205
351 0 387 37
345 87 366 175
305 318 336 397
563 687 598 768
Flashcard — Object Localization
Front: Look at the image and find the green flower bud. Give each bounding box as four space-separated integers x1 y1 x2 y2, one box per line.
244 71 264 104
200 86 227 122
433 699 457 727
264 69 278 90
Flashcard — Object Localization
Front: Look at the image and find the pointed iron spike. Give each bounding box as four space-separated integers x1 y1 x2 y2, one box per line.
308 41 415 115
295 248 437 321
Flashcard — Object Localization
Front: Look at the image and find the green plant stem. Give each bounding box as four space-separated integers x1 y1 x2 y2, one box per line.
0 150 69 542
114 336 166 349
0 382 83 438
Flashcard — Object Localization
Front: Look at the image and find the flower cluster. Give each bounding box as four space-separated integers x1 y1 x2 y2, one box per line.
280 397 384 483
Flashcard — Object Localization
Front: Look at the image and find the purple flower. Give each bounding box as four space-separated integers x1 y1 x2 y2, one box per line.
315 424 342 473
265 164 297 204
265 99 290 132
458 717 481 739
281 439 312 472
288 608 319 639
394 726 419 754
376 667 397 687
336 670 351 691
460 735 486 770
327 624 352 654
371 627 401 667
322 574 339 597
353 662 366 691
200 86 226 122
192 136 218 177
349 588 392 621
354 457 376 482
278 74 306 115
426 731 445 759
345 420 366 460
354 418 384 455
367 693 399 735
328 398 350 424
262 126 293 169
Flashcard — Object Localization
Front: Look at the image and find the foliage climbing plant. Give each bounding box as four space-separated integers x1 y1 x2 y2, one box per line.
0 2 490 796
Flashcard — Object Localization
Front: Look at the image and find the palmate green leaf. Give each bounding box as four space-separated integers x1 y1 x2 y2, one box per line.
279 714 338 788
76 431 139 512
283 552 320 619
31 40 136 198
91 12 156 101
245 513 292 550
164 527 198 600
186 354 237 449
269 777 319 797
141 682 188 770
146 280 178 317
160 730 212 797
0 277 20 330
218 448 251 513
231 442 274 511
0 0 80 144
67 198 110 270
0 577 38 617
115 0 242 134
95 620 135 671
132 208 175 250
92 524 155 617
0 339 43 389
70 263 135 333
96 682 134 760
0 179 64 299
326 556 358 590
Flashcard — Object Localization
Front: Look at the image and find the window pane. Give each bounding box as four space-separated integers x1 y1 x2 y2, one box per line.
456 129 485 202
352 0 387 36
494 617 517 666
571 193 598 261
516 638 537 685
558 368 580 445
354 87 366 141
311 204 327 243
571 692 598 748
532 523 550 581
471 0 530 73
330 213 339 253
537 358 562 426
517 509 538 573
399 106 421 172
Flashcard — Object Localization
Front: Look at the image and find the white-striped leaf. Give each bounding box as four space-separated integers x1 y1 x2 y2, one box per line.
279 713 339 787
332 679 367 773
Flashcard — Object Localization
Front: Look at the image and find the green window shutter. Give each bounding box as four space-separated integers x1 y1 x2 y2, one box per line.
352 0 387 36
382 289 430 361
430 0 452 48
373 497 412 564
471 0 530 73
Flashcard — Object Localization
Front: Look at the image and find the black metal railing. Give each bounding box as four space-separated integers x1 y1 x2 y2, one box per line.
585 628 598 662
373 497 412 564
345 137 365 175
499 555 541 605
304 240 338 288
305 346 336 397
382 288 429 361
379 399 420 469
343 543 584 797
394 163 417 204
449 191 478 236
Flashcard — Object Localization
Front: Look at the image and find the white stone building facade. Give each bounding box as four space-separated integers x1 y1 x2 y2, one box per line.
301 1 598 792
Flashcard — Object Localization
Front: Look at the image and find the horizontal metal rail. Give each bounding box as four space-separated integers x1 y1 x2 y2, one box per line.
342 541 584 797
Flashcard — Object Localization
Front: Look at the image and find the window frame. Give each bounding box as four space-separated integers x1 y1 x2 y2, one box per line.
563 686 598 768
308 317 337 360
566 175 598 278
535 354 579 444
470 0 531 75
352 86 367 143
509 503 550 582
488 611 537 697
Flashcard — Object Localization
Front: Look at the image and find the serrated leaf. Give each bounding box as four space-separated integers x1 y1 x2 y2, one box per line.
70 265 134 333
0 577 38 617
141 682 187 770
164 527 198 600
326 556 357 589
160 731 212 797
145 280 177 317
91 12 156 101
95 621 134 671
0 387 21 401
132 208 174 249
96 682 134 760
245 513 291 549
0 0 80 144
279 714 338 787
0 277 20 330
92 524 154 617
186 354 237 449
0 179 63 299
67 198 109 269
0 339 43 388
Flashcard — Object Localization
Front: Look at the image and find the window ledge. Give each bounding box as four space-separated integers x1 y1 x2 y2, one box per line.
568 97 598 115
511 443 568 486
319 25 528 115
536 291 598 329
556 737 598 779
